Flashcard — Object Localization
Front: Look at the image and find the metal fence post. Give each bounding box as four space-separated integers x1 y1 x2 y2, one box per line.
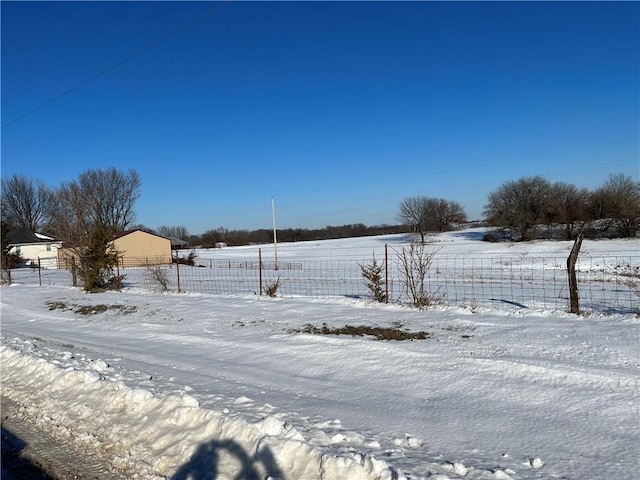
174 250 182 293
259 248 263 295
384 243 389 303
38 257 42 286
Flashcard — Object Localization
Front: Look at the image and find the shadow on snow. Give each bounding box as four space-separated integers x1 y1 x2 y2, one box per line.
171 439 284 480
1 426 54 480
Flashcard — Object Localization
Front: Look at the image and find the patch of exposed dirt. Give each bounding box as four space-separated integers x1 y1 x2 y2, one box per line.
297 323 432 341
45 301 137 316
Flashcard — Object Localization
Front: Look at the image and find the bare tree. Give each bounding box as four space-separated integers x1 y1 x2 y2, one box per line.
1 174 53 231
398 196 467 242
590 173 640 237
483 176 552 241
78 167 141 230
50 168 141 242
49 180 94 248
157 225 189 240
423 198 467 232
398 196 428 242
549 182 591 239
50 167 141 291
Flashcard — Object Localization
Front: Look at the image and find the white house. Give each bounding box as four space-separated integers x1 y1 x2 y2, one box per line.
7 229 63 268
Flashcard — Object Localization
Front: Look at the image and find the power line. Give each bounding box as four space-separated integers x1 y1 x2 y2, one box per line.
3 2 94 59
2 1 234 129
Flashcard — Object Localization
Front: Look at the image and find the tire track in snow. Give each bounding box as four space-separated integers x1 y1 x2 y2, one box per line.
461 355 638 392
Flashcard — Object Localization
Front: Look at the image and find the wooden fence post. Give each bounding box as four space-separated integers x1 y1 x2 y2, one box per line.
38 257 42 286
71 257 77 287
567 233 583 314
6 255 11 284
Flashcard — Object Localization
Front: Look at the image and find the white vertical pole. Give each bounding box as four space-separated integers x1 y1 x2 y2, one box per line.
272 197 279 271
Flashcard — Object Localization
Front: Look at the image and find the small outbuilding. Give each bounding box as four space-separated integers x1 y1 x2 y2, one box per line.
57 229 173 269
168 236 189 250
111 230 172 267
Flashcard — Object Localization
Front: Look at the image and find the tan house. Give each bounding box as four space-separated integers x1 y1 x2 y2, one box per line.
58 229 172 268
112 230 172 267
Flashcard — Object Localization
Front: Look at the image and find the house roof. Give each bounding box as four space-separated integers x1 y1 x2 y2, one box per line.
7 229 58 245
112 229 171 242
168 236 189 247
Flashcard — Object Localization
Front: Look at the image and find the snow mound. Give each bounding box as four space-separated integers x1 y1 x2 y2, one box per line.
0 346 401 479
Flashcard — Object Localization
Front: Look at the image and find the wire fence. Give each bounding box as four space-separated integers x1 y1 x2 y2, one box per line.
3 245 638 315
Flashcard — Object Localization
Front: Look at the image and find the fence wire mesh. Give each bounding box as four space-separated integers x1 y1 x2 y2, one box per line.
4 245 638 315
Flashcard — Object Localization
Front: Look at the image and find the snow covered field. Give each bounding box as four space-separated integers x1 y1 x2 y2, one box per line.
11 228 640 314
1 230 638 479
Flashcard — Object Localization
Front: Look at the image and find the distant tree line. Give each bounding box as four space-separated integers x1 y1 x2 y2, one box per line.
205 223 409 247
396 173 639 243
131 223 410 248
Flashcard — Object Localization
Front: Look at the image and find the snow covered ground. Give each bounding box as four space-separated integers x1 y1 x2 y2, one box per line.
1 230 638 479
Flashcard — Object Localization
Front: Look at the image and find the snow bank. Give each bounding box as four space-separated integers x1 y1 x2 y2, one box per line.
1 346 402 479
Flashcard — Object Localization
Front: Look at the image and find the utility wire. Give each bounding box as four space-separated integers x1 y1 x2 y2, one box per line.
2 1 233 129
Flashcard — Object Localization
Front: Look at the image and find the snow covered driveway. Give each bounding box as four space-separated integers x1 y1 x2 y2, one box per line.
1 284 638 479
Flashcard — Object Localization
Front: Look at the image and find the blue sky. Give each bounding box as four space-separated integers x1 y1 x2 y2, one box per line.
2 1 638 234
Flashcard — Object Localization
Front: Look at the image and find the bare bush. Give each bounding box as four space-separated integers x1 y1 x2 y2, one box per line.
264 278 281 297
173 250 197 266
616 274 640 313
147 264 170 292
396 242 443 308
